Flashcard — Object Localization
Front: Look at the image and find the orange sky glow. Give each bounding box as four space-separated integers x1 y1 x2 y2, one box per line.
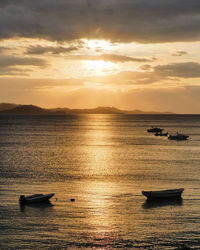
1 1 200 113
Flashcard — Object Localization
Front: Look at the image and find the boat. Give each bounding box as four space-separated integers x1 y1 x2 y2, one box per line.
19 193 55 204
168 133 189 140
154 132 168 136
147 127 163 133
142 188 184 200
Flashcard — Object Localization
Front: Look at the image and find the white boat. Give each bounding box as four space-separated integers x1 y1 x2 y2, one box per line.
168 133 189 140
19 193 55 203
142 188 184 200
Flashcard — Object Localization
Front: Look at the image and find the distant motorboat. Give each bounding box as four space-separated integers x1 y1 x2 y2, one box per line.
147 127 163 133
154 132 168 136
168 133 189 140
142 188 184 200
19 193 55 204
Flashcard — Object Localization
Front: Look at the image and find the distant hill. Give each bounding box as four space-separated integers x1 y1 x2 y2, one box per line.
0 105 68 114
0 103 18 111
0 103 174 115
65 106 123 114
1 105 49 114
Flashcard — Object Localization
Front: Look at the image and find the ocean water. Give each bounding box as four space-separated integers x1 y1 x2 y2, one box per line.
0 114 200 249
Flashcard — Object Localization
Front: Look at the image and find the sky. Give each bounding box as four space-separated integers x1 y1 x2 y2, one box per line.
1 0 200 113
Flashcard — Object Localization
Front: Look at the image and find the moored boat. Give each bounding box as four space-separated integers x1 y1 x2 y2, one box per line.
19 193 55 204
142 188 184 200
154 132 168 136
147 127 163 133
168 133 189 140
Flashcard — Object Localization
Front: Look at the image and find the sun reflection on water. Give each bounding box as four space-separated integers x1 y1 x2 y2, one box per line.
83 181 115 232
83 116 113 176
80 115 117 232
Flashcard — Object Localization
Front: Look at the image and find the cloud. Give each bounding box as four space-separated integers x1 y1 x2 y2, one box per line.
0 67 30 76
154 62 200 78
0 55 47 68
26 45 79 55
81 62 200 86
67 54 153 63
172 51 188 57
0 54 48 76
0 77 84 92
78 70 163 86
0 0 200 43
0 46 10 53
140 64 153 71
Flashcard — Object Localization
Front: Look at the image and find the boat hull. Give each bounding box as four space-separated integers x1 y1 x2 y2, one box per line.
147 128 163 133
168 134 189 140
142 188 184 200
19 193 55 203
155 132 168 136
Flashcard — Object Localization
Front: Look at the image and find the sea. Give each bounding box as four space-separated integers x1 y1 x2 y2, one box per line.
0 114 200 249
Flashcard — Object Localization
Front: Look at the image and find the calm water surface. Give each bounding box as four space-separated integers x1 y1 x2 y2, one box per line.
0 114 200 249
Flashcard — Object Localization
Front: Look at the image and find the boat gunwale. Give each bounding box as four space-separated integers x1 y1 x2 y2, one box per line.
142 188 184 199
19 193 55 203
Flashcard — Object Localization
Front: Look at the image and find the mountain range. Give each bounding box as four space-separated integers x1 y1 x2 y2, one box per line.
0 103 174 115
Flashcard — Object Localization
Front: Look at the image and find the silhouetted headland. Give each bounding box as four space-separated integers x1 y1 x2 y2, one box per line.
0 103 174 115
0 103 18 111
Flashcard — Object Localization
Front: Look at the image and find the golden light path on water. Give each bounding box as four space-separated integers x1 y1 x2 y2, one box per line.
71 115 143 240
80 115 116 233
1 114 200 249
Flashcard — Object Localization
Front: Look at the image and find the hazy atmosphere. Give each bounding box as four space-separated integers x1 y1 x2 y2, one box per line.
1 2 200 249
1 0 200 112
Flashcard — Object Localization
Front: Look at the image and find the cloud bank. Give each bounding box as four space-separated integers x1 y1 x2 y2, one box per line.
0 54 48 75
1 0 200 43
26 45 79 55
67 54 153 63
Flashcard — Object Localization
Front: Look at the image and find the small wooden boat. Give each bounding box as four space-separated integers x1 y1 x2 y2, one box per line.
19 193 55 204
142 188 184 200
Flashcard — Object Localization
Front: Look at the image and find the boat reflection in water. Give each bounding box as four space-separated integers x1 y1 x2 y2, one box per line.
142 198 183 209
20 200 54 213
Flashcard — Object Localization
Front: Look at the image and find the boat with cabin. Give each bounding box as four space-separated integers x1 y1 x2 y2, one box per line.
168 133 189 140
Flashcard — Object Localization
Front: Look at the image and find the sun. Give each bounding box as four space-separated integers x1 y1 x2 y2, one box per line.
85 39 111 51
86 60 113 75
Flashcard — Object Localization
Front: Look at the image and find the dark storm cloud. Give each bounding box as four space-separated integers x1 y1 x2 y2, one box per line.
26 45 79 55
67 54 153 63
1 0 200 43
